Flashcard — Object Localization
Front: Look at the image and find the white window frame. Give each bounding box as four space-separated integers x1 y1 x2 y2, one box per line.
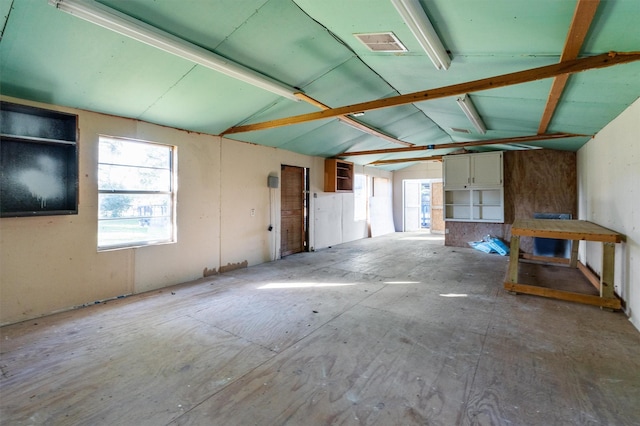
97 135 177 251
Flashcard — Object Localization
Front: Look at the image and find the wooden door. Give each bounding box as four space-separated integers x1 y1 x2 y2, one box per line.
280 165 305 257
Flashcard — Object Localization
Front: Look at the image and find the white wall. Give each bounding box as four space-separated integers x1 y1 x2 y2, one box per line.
392 161 443 231
577 97 640 331
0 96 383 325
313 163 393 249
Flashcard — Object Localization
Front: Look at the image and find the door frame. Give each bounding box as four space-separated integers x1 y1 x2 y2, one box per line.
280 164 309 257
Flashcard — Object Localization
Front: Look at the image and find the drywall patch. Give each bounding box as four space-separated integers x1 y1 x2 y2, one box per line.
203 266 217 277
218 260 248 273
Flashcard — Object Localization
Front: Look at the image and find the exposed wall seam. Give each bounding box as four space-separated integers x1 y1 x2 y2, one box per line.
218 136 223 272
0 0 15 40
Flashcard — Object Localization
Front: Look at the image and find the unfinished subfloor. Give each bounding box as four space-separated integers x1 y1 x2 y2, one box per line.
1 232 639 425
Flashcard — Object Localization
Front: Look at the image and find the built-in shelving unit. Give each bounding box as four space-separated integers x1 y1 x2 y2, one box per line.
0 101 78 217
324 158 354 192
443 151 504 222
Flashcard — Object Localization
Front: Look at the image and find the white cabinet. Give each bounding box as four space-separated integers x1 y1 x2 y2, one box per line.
444 151 502 188
471 152 503 187
442 155 471 188
444 152 504 223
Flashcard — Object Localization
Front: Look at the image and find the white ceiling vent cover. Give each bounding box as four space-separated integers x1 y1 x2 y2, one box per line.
354 32 408 52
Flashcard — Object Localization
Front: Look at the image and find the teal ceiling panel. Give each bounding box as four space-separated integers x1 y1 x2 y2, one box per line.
0 0 11 34
362 55 560 96
301 58 397 107
378 112 451 145
561 63 640 104
517 137 592 152
292 0 413 54
1 0 638 169
215 0 353 89
224 118 338 148
429 0 575 55
548 101 621 136
583 0 640 53
353 104 426 129
138 66 285 135
277 120 365 157
99 0 270 52
0 0 194 117
237 97 324 126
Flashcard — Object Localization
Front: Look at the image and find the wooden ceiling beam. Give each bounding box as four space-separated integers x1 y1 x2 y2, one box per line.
222 52 640 135
369 155 443 165
538 0 601 134
294 93 413 147
339 133 585 157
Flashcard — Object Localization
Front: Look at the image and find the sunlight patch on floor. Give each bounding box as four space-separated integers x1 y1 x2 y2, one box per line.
399 235 444 242
258 282 355 289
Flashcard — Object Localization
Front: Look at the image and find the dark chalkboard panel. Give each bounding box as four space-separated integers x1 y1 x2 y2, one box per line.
1 102 78 217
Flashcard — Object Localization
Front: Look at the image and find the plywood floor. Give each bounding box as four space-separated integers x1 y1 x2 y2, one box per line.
1 232 639 425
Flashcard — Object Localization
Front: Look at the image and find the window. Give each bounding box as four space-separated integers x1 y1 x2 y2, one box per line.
353 174 368 221
98 136 176 250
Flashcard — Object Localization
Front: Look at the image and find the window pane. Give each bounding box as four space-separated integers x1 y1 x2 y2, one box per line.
98 217 172 248
99 193 171 219
99 137 170 168
99 164 171 192
98 135 175 250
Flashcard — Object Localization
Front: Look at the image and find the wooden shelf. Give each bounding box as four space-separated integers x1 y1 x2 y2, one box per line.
324 158 353 192
1 101 79 217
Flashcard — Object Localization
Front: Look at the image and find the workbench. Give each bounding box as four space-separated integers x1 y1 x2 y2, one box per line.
504 218 625 309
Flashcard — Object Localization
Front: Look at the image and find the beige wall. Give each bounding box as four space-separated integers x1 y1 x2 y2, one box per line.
0 97 222 324
578 97 640 332
0 96 388 325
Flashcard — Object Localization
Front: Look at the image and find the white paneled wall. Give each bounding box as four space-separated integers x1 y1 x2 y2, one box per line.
578 97 640 331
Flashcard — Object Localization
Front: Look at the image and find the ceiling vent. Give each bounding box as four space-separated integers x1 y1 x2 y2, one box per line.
451 127 472 134
354 32 408 52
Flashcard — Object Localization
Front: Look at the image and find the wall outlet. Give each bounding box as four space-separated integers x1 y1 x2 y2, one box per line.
250 208 255 217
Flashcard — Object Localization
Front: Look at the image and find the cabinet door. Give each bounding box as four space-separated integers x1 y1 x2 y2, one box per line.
471 152 502 186
443 155 470 188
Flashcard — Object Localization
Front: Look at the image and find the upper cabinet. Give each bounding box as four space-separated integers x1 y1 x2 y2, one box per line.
471 151 503 187
444 151 503 189
324 158 354 192
442 154 471 188
1 101 79 217
443 152 504 223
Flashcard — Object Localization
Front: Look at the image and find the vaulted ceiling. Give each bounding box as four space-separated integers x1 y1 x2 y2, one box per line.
1 0 639 170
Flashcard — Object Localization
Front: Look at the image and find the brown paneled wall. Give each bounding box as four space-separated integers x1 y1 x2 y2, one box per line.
445 149 577 253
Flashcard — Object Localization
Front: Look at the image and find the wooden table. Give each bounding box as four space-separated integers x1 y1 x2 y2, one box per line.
504 219 625 309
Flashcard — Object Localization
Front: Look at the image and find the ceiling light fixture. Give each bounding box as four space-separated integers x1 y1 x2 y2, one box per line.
48 0 301 101
456 94 487 134
390 0 450 70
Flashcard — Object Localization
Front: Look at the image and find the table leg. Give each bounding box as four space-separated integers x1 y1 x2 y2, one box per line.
569 240 579 268
601 242 615 299
507 235 520 284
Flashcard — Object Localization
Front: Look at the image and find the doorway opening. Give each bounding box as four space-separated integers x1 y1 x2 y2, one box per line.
280 165 309 257
402 179 444 232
